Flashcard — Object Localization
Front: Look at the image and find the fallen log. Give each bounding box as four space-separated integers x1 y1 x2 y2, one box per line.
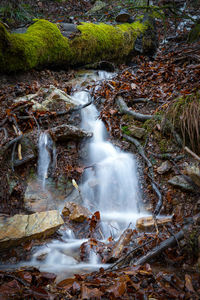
0 15 157 73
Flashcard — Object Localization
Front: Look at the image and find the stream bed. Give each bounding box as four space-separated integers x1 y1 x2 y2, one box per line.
1 70 150 281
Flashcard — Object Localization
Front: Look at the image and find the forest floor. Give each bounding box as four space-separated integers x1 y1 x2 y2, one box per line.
0 0 200 299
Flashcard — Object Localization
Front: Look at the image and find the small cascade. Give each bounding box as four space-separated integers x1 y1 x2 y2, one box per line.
72 81 140 236
37 131 55 189
7 71 146 278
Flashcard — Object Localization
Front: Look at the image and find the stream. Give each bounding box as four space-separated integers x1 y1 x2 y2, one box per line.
3 71 150 280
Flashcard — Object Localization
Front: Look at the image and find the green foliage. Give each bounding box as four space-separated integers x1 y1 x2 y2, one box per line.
0 1 33 25
166 92 200 154
121 126 131 135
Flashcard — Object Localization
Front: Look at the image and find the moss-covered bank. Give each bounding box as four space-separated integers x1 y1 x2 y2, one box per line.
0 17 156 73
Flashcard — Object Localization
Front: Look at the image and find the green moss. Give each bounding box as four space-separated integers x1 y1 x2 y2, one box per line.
159 138 168 153
72 21 146 64
121 125 131 135
0 18 154 73
0 19 72 72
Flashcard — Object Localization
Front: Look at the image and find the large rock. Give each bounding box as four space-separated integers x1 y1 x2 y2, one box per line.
168 175 194 191
50 124 92 142
62 202 91 222
15 85 78 112
186 165 200 187
129 125 146 139
0 210 64 249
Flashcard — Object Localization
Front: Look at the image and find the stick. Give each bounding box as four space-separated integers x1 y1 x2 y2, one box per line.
184 146 200 162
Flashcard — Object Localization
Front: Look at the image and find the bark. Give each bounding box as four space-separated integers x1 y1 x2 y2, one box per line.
116 96 153 121
0 15 157 73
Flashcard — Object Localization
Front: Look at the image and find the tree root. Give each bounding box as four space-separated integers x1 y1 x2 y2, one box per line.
116 96 153 122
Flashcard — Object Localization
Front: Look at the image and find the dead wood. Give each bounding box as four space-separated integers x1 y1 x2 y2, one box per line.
116 96 153 122
132 214 200 266
107 239 155 270
184 146 200 162
107 229 134 263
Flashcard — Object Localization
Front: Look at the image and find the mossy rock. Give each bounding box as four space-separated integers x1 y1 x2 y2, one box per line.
0 17 156 73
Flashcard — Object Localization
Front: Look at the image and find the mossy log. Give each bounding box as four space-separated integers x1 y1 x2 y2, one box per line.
0 16 156 73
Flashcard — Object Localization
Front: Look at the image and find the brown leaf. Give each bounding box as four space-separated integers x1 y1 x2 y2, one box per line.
185 274 195 293
81 285 103 299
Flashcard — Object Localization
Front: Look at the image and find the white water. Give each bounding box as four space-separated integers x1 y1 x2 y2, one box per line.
73 84 140 238
4 71 147 278
37 132 52 188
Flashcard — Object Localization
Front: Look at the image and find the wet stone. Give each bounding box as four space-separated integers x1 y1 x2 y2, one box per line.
62 202 91 222
128 125 146 139
0 210 64 249
168 175 194 191
157 161 172 174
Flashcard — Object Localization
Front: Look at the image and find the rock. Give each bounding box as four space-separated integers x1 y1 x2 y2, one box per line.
15 85 79 113
186 165 200 187
0 210 64 249
50 124 92 141
88 1 107 14
115 10 131 23
157 161 172 174
62 202 91 222
136 216 172 231
129 125 146 139
168 175 194 191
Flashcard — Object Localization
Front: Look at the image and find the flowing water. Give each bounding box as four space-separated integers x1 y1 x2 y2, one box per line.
3 71 149 278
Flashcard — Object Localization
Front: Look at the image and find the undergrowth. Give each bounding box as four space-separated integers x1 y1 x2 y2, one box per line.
166 92 200 154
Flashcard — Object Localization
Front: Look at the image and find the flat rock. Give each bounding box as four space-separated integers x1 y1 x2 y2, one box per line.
50 124 92 141
168 175 194 191
0 210 64 249
186 164 200 187
136 216 172 231
15 85 79 112
129 125 146 139
62 202 91 222
157 161 172 174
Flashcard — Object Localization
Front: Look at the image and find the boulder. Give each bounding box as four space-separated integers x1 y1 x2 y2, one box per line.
50 124 92 141
157 161 172 174
168 175 194 191
129 125 146 139
186 164 200 187
0 210 64 249
15 85 78 112
62 202 91 222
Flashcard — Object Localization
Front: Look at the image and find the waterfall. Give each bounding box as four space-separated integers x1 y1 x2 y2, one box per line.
37 131 55 189
72 78 140 236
